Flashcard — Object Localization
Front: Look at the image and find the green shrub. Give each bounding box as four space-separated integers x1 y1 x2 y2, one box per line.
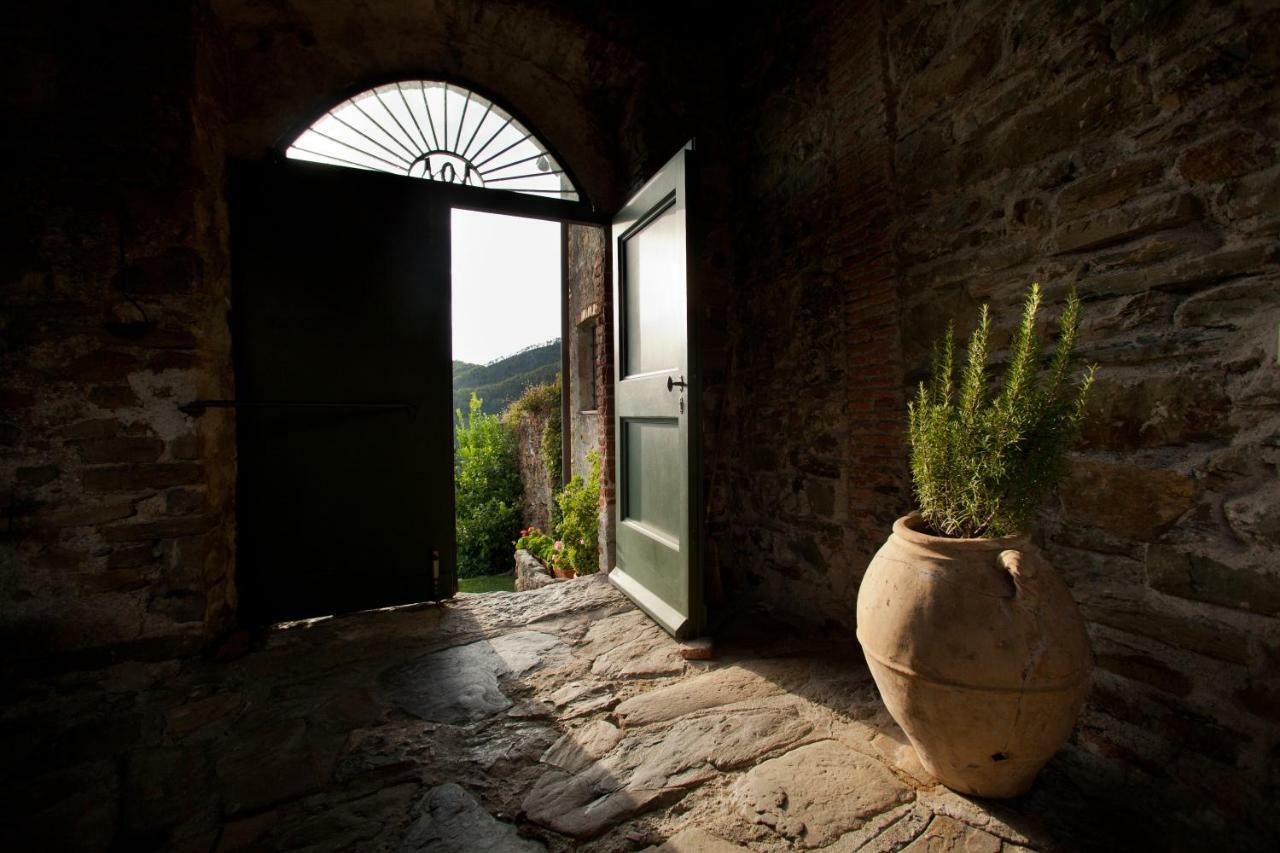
515 525 557 566
455 393 522 577
541 404 563 494
908 283 1095 538
554 449 601 574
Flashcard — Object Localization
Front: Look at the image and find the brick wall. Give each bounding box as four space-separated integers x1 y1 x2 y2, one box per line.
711 0 1280 841
709 0 908 628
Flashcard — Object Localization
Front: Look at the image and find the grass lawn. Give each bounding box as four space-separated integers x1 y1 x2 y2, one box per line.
457 573 516 593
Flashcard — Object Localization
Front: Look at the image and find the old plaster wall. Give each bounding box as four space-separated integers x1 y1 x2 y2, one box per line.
714 0 1280 839
1 2 236 665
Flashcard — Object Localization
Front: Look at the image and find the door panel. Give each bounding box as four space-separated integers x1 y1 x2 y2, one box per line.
232 161 455 624
623 418 681 542
610 144 701 638
622 201 685 376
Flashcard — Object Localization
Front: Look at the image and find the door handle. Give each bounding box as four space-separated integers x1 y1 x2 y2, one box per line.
666 375 688 391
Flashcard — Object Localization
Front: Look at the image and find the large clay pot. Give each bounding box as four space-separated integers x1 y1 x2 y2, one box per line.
856 513 1092 797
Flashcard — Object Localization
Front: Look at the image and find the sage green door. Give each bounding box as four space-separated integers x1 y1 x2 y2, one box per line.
610 143 702 638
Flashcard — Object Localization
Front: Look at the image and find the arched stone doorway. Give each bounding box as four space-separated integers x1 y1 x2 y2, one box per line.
226 79 605 623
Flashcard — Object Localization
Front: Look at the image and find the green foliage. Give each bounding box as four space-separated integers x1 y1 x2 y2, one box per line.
457 573 515 593
454 394 523 577
554 450 602 575
504 374 560 420
541 405 563 489
515 525 558 566
908 283 1096 538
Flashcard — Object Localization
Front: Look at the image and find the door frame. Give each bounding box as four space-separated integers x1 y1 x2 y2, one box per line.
228 151 617 618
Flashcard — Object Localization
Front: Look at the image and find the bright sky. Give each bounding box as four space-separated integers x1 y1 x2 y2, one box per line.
451 209 561 364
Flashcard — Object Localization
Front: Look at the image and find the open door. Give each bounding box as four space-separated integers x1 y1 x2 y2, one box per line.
231 161 455 624
609 143 702 638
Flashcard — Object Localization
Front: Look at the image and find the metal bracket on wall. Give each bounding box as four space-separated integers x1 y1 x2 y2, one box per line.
177 400 416 417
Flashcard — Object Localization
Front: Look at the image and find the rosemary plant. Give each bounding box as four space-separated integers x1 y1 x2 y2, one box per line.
907 283 1096 538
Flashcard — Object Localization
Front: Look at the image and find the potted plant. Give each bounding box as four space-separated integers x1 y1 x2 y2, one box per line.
516 526 554 565
856 283 1096 798
550 541 576 579
515 526 578 579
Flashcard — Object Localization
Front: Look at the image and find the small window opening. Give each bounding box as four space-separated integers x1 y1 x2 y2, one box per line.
575 318 598 413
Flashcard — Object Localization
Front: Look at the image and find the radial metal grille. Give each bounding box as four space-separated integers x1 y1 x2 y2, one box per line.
286 81 579 201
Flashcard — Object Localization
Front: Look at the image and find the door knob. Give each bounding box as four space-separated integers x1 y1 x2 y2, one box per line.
666 375 688 391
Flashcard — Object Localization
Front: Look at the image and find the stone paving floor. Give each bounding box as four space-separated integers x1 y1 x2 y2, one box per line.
5 576 1156 852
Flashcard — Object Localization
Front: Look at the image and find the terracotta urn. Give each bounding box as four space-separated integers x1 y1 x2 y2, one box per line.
855 513 1092 797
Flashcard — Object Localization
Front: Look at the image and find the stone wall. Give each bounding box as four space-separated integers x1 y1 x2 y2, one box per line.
712 0 1279 841
564 224 613 573
0 1 236 665
510 408 556 534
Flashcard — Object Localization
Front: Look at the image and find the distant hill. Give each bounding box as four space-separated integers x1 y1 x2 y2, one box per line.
453 339 560 415
453 360 481 381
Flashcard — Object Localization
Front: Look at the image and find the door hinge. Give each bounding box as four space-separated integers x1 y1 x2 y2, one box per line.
432 549 441 596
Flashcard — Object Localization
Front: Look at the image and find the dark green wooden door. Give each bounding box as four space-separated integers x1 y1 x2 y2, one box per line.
609 144 702 638
232 161 454 624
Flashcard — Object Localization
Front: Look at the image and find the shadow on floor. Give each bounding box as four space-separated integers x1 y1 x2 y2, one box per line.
1 577 1264 852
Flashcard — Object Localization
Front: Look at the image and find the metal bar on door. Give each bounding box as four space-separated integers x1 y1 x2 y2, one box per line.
177 400 414 417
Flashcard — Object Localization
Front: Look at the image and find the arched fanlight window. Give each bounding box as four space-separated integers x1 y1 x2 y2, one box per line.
286 81 579 201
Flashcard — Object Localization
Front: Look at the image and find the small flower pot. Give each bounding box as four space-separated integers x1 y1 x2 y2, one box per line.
552 566 576 579
856 513 1092 797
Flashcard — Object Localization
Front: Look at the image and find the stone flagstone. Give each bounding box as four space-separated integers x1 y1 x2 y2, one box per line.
524 706 813 838
381 631 568 723
642 826 748 851
5 572 1139 851
402 783 545 852
614 659 806 727
735 739 914 848
900 815 1002 853
581 611 686 678
540 719 623 773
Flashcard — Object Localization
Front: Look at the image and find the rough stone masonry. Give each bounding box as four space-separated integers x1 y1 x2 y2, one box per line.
708 0 1280 839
